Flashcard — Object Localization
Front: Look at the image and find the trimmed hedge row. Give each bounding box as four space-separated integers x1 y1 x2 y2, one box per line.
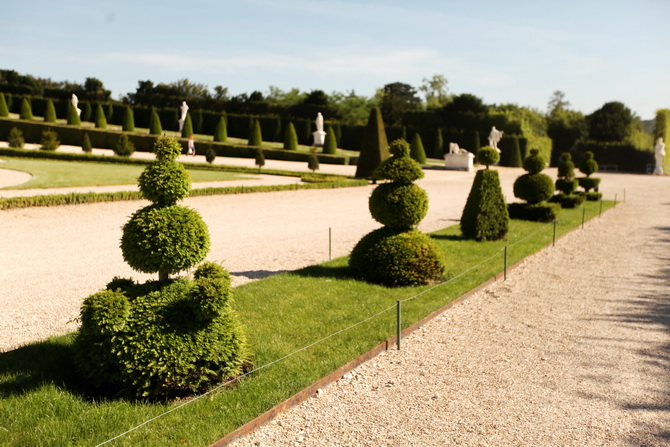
572 140 654 173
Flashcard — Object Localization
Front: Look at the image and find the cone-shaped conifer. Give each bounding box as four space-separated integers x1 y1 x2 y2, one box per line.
322 125 337 154
255 147 265 170
433 128 444 158
248 119 263 146
410 133 427 164
0 93 8 117
81 102 92 122
44 99 57 123
67 103 81 126
19 97 33 120
94 103 107 129
213 116 227 142
308 148 320 172
283 122 298 150
122 106 135 132
82 132 92 152
181 113 194 138
149 107 163 135
355 107 389 178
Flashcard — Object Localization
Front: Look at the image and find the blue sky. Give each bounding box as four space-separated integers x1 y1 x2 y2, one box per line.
2 0 669 120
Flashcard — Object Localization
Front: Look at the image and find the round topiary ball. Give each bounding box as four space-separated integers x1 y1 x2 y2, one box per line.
190 262 232 321
369 183 428 229
121 204 210 276
80 289 130 335
476 146 500 167
374 139 424 184
153 135 183 162
579 151 599 177
138 161 191 205
522 149 546 174
349 228 444 287
513 173 555 204
557 152 575 179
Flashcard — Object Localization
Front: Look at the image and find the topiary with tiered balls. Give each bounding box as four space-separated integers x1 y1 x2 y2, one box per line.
75 136 249 398
509 149 559 222
550 152 584 208
349 139 444 287
577 151 602 200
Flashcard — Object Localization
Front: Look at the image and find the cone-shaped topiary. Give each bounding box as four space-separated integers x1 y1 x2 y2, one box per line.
255 147 265 170
81 102 92 122
307 148 320 172
0 93 8 117
82 132 92 153
77 135 249 398
181 113 193 138
432 128 444 158
149 107 163 135
67 103 81 126
193 109 203 134
355 107 389 179
503 136 522 167
8 127 24 148
350 139 443 287
94 103 107 129
105 103 114 123
44 99 57 123
122 105 135 132
460 169 509 241
323 125 337 154
476 146 500 168
19 97 33 120
248 119 263 147
410 132 427 164
213 116 227 142
283 122 298 150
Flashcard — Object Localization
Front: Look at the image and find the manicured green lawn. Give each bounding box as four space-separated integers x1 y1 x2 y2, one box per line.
0 158 253 189
0 201 614 446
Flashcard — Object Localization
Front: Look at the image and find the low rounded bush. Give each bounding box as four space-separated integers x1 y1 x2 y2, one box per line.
39 129 60 151
555 178 578 195
461 169 509 241
349 228 444 287
369 183 428 229
205 146 217 163
191 262 232 321
138 162 191 205
586 191 602 201
80 289 130 335
514 173 555 204
549 193 585 209
476 146 500 167
114 134 135 157
578 177 601 192
522 149 546 174
121 204 210 276
8 127 25 148
507 202 559 222
579 151 599 177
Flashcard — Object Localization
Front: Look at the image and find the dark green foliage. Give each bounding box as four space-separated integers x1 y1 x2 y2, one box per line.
323 125 337 155
81 102 92 122
106 103 114 123
67 103 81 126
181 113 194 138
476 146 499 168
0 92 8 117
460 169 509 241
355 107 389 178
8 127 25 148
504 136 522 167
19 97 33 120
82 132 92 153
213 116 227 142
467 130 480 153
349 228 444 287
557 152 575 179
374 139 423 184
248 119 262 147
149 107 162 135
138 163 191 205
369 183 428 229
114 134 135 157
579 151 598 176
193 109 203 134
507 202 559 222
432 128 444 158
409 132 427 164
513 173 555 204
39 129 60 151
522 149 546 174
255 147 265 169
94 104 107 129
585 191 602 201
122 106 135 132
549 192 584 208
555 178 577 195
587 101 633 142
283 122 298 150
205 145 216 164
307 148 320 172
153 135 183 161
577 177 601 192
44 99 57 123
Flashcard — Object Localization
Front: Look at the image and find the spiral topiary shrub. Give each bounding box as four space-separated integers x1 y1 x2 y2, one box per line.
460 169 509 241
511 149 557 221
476 146 500 168
579 151 599 177
350 139 444 287
76 135 249 398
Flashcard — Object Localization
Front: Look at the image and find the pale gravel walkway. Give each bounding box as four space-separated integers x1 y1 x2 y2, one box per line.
227 174 670 447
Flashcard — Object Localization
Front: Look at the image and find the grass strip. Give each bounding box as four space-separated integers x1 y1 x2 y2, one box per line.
0 201 614 446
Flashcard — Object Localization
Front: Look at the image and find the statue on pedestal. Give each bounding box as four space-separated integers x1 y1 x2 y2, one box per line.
654 137 665 175
312 112 326 146
71 93 81 117
178 101 189 132
488 126 503 152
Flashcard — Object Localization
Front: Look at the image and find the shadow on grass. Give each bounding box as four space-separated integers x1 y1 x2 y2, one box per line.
291 264 354 281
231 269 290 281
431 233 466 242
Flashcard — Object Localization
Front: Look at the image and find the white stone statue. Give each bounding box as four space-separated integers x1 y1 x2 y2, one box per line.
315 112 324 132
654 137 665 175
448 142 460 154
312 112 326 146
71 93 81 117
444 142 474 171
488 126 503 152
178 101 189 132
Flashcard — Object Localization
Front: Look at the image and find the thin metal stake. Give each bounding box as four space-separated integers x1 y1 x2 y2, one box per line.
396 301 401 350
504 246 508 281
582 207 586 229
552 219 557 247
329 227 332 261
599 200 603 218
624 189 626 203
614 193 618 208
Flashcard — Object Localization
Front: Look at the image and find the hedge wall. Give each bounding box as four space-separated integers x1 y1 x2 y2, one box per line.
572 140 654 173
655 109 670 173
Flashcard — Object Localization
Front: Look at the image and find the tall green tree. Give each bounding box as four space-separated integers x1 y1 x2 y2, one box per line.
379 82 421 125
122 105 135 132
355 107 389 178
248 119 262 146
149 107 163 135
94 103 107 129
419 74 451 109
213 115 227 142
44 99 57 123
19 97 33 120
587 101 634 142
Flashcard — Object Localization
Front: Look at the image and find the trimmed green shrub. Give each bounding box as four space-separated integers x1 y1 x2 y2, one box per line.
44 99 57 123
557 152 575 179
94 104 107 129
114 134 135 157
105 103 114 123
555 178 577 195
283 122 298 150
138 163 191 205
0 93 8 117
20 97 33 120
323 125 337 155
122 106 135 132
476 146 500 168
181 113 194 138
504 136 522 167
522 149 546 174
39 129 60 151
467 130 480 153
149 107 163 135
81 102 92 122
578 177 601 192
82 132 92 153
513 173 554 204
460 169 509 241
255 146 265 169
8 127 25 148
579 150 598 176
507 202 559 222
205 145 216 164
349 228 444 287
307 148 320 172
432 128 444 158
549 192 584 209
355 107 389 178
374 139 424 185
213 116 227 142
369 183 428 228
409 132 427 164
586 191 602 201
67 103 81 126
248 119 262 147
